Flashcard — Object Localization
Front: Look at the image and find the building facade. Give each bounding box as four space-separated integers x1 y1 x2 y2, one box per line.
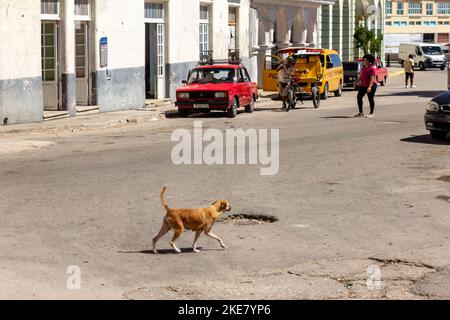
318 0 385 62
0 0 251 125
384 0 450 56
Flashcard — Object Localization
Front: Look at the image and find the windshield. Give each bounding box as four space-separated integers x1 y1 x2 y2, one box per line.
422 46 443 55
343 62 360 71
188 68 235 84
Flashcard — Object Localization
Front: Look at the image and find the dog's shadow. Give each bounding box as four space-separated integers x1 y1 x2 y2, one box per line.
118 247 224 255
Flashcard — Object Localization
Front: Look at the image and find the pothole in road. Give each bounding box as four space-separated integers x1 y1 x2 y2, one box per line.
437 175 450 183
219 213 278 225
436 195 450 203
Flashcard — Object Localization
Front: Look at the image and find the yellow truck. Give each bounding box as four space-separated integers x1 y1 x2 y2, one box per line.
262 47 344 100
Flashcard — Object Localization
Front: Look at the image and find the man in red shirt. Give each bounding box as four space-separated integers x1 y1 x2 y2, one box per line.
355 54 378 118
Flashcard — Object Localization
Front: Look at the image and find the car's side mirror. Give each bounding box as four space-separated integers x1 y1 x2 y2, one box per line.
417 52 422 56
327 63 333 69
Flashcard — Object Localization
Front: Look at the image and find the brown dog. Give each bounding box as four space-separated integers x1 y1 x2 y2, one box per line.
152 187 231 253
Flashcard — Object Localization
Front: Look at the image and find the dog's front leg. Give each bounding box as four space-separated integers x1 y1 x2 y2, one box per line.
192 231 202 253
205 230 227 249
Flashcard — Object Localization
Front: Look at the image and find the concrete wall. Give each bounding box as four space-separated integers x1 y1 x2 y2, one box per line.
92 0 146 111
0 0 43 124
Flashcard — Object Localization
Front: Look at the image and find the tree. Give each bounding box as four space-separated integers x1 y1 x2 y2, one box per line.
354 26 383 56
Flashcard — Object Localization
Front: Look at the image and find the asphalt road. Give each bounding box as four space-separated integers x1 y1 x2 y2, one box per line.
1 69 449 299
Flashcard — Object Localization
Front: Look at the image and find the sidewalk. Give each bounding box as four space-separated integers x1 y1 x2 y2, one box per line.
0 105 172 137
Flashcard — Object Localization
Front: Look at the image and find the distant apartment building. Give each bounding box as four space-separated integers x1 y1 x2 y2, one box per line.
384 0 450 56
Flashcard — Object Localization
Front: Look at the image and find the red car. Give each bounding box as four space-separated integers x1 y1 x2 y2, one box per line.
355 58 388 86
175 64 258 118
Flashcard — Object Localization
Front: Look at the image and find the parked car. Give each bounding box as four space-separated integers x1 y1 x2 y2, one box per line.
343 61 362 89
399 43 447 71
424 90 450 140
175 63 258 118
262 48 344 99
355 58 388 86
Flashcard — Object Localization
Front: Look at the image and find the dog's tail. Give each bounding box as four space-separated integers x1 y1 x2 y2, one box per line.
160 186 169 211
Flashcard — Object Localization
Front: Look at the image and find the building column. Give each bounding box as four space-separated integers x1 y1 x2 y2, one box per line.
291 9 307 46
332 0 343 54
61 0 76 116
256 7 275 89
306 8 318 47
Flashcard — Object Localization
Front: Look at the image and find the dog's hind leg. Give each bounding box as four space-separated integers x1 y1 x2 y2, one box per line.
205 230 227 249
152 222 171 254
192 231 202 253
169 228 183 253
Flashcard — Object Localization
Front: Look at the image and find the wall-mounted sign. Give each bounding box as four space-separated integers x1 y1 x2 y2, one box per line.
100 37 108 68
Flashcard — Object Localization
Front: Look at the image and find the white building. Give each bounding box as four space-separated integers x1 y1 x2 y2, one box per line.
1 0 337 125
0 0 251 125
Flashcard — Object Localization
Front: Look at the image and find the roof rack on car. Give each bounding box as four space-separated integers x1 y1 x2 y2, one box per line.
197 50 243 66
198 51 214 65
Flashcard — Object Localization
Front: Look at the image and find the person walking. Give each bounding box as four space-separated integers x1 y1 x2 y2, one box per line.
404 54 416 88
354 54 378 118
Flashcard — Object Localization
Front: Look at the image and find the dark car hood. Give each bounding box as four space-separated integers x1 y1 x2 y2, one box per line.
432 90 450 104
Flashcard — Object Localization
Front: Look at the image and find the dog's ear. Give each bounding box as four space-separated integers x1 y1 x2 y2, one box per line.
211 200 219 207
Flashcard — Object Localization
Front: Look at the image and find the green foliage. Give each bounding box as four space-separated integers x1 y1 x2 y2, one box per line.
354 26 383 55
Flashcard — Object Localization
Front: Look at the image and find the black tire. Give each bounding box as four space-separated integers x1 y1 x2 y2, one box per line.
227 97 238 118
245 96 255 113
334 83 342 97
321 83 328 100
178 109 190 118
430 130 448 140
312 86 320 109
419 62 425 71
441 65 446 71
400 60 404 67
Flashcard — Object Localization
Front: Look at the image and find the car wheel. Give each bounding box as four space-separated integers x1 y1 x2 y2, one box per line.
400 60 404 67
441 65 446 71
334 83 342 97
228 97 238 118
245 97 255 113
430 130 448 140
321 83 329 100
178 109 190 118
419 62 425 71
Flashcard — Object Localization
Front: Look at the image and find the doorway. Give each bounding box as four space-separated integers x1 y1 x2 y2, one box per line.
145 23 165 99
41 21 60 110
75 21 90 106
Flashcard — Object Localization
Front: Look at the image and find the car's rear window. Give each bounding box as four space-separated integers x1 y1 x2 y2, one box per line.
343 62 359 71
188 68 235 84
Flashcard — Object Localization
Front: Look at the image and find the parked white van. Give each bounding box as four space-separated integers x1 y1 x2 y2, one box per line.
399 43 447 71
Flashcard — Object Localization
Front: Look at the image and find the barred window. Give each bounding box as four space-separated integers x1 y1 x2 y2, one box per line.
74 0 89 16
200 6 209 21
385 1 392 15
397 1 404 15
408 2 422 15
145 2 164 19
41 0 59 15
426 3 433 15
438 2 450 14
